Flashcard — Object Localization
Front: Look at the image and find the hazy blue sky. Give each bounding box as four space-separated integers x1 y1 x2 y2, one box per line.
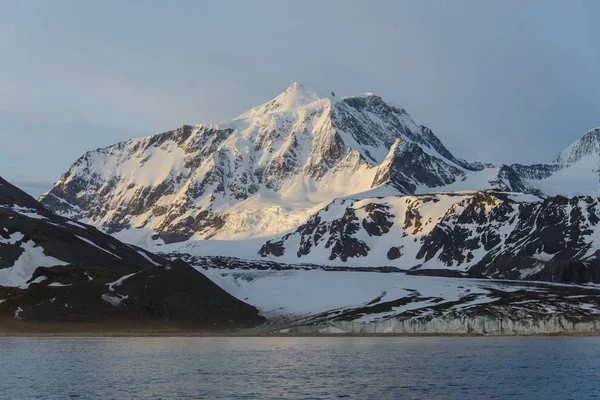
2 1 599 196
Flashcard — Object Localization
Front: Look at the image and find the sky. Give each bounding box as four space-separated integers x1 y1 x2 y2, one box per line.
2 1 599 197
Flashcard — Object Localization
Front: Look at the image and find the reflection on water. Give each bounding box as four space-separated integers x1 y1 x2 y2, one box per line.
1 337 599 399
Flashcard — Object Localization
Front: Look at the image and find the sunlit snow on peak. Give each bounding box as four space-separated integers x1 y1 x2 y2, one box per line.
235 81 335 120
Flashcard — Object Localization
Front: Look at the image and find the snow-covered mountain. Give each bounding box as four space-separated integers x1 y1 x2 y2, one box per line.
555 127 600 164
155 190 600 284
37 82 600 284
257 190 600 282
0 176 263 327
516 128 600 197
6 175 599 333
40 82 541 245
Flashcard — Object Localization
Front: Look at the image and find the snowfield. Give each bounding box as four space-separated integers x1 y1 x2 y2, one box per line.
203 269 491 318
202 268 600 334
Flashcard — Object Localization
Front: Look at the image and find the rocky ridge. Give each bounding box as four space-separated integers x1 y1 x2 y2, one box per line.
0 176 264 329
258 191 600 283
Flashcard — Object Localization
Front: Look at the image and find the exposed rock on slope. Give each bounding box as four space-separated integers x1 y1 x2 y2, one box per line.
259 191 600 283
0 177 264 328
371 139 466 193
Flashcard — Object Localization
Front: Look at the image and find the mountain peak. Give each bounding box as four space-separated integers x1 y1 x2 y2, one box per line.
555 127 600 164
279 81 328 104
236 82 332 119
284 80 314 92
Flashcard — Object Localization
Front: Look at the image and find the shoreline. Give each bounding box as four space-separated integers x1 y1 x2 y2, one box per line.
3 315 600 338
1 330 599 338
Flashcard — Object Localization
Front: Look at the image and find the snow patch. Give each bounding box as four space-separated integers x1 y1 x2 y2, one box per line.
0 231 24 245
0 241 68 288
102 294 128 306
107 272 139 291
48 282 72 287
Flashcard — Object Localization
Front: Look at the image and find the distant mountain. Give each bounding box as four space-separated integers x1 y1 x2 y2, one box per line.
555 128 600 164
40 82 568 245
512 127 600 197
0 176 263 328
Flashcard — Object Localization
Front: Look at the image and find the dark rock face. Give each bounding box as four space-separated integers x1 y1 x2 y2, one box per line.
510 163 563 181
470 196 600 280
258 241 285 257
330 97 471 171
327 207 370 261
416 192 513 266
387 246 402 260
418 194 600 283
332 96 411 153
2 260 263 328
372 140 465 193
489 165 545 197
362 204 394 236
0 177 264 328
260 199 397 262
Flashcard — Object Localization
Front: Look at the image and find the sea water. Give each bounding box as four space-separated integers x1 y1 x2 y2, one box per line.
1 337 599 399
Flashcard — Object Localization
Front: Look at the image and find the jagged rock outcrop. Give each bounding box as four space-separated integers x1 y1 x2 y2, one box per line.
371 139 466 193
